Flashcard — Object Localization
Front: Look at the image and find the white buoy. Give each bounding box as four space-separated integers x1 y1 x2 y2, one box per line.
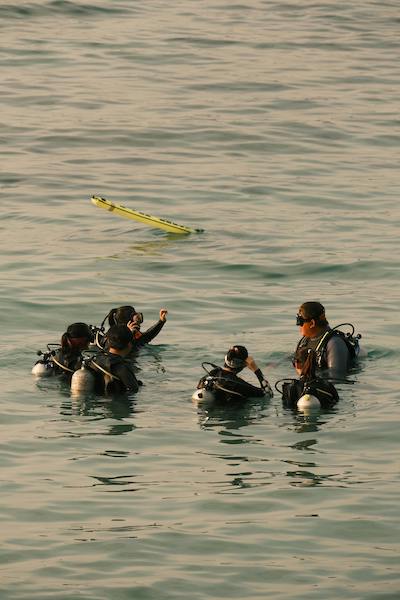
70 365 95 395
31 361 52 377
297 393 321 411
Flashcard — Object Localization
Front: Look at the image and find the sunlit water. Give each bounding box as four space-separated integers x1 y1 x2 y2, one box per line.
1 1 399 598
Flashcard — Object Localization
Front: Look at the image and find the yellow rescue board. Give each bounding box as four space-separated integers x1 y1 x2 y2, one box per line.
91 196 203 234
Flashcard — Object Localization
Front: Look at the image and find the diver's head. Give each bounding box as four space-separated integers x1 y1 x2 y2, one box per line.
106 325 133 355
296 301 328 336
62 322 92 351
224 345 248 372
108 305 143 327
108 306 136 326
293 347 317 380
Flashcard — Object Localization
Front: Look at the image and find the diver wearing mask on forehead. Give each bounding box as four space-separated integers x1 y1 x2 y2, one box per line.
194 345 273 403
295 301 361 378
94 305 168 350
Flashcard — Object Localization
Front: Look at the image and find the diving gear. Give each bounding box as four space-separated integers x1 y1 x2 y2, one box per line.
296 314 311 326
70 360 95 395
195 361 268 403
297 393 321 411
224 346 248 370
31 345 59 377
276 377 339 410
296 322 361 373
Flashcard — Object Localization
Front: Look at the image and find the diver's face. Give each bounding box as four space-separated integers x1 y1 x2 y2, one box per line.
297 310 315 338
293 359 303 375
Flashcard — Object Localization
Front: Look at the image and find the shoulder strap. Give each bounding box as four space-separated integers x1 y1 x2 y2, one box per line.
295 336 307 352
51 355 75 373
315 330 332 364
315 330 332 353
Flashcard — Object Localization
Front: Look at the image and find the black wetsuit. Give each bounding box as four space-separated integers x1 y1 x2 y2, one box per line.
98 319 166 353
296 325 351 377
130 319 166 348
91 352 140 395
51 348 83 381
197 367 265 403
282 377 339 410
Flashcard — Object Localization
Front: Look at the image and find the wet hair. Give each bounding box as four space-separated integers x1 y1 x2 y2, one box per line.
108 306 136 327
106 325 133 350
299 301 328 326
224 345 248 371
61 322 92 352
293 348 317 381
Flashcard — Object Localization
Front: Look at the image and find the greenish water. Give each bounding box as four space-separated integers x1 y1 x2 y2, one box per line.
1 1 399 598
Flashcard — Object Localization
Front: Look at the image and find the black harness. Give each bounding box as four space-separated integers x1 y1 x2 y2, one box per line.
296 323 361 368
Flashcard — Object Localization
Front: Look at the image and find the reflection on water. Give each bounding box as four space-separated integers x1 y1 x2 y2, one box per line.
90 474 139 492
285 468 329 488
94 234 192 261
284 460 350 489
60 395 136 436
281 407 335 434
195 395 269 434
290 437 318 451
71 395 135 418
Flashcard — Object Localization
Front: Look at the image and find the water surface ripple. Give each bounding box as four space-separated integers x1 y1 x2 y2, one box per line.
1 1 399 599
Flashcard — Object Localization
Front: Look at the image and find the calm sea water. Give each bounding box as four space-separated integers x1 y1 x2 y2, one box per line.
1 1 399 598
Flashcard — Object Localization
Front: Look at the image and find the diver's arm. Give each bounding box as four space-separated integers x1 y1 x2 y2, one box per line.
246 356 273 396
232 377 266 398
135 309 168 346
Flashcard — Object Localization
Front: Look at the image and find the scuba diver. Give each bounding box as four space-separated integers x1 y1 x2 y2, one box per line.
295 301 361 378
277 347 339 411
89 325 141 396
32 322 93 381
93 305 167 351
194 345 273 403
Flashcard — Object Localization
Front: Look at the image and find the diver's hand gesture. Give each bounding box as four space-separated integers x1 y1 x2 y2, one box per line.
261 379 274 397
246 356 274 397
127 319 140 333
245 356 258 372
160 309 168 322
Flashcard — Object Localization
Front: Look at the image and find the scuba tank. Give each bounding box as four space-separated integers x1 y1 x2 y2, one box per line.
297 393 321 411
31 360 53 377
192 375 216 402
315 323 362 368
192 389 216 402
70 360 95 395
31 348 57 377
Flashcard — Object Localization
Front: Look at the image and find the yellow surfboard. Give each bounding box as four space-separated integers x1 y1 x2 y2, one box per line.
91 196 203 234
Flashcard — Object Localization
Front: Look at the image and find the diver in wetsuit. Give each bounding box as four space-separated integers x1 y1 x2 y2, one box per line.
50 322 93 381
280 347 339 410
91 325 141 395
94 305 167 350
295 301 359 378
196 345 273 402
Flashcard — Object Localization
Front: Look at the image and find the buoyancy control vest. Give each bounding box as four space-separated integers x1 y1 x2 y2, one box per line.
281 377 339 409
296 323 361 369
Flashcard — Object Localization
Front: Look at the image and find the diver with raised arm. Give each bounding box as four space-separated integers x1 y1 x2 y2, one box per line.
194 345 273 403
93 305 168 351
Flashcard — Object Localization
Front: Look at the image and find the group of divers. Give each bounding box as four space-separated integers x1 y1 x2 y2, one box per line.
32 301 362 412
